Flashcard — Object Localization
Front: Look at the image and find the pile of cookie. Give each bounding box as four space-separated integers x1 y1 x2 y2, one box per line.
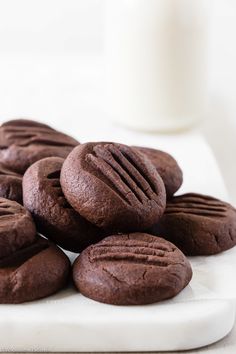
0 119 235 305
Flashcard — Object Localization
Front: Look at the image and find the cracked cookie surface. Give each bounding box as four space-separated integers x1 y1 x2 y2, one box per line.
73 233 192 305
61 142 166 232
151 193 236 255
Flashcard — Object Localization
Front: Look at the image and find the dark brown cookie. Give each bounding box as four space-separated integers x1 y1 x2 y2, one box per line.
23 157 104 252
151 193 236 256
0 236 70 303
0 198 37 260
61 142 166 232
73 233 192 305
133 146 183 198
0 119 79 174
0 163 22 203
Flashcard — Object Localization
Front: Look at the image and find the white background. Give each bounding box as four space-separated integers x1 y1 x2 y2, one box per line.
0 0 235 204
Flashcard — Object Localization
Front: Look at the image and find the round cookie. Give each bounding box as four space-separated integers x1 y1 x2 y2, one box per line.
23 157 104 252
0 119 79 174
61 142 166 232
133 146 183 198
0 236 70 303
73 233 192 305
0 198 37 260
0 163 22 203
152 193 236 256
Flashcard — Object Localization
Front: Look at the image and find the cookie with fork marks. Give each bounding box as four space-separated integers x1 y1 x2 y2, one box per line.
152 193 236 255
0 119 79 174
61 142 166 232
73 233 192 305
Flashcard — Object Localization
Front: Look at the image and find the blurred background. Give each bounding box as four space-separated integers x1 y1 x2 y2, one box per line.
0 0 235 201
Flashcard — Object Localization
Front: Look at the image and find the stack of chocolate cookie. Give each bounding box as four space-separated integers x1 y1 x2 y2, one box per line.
0 118 235 306
0 198 70 303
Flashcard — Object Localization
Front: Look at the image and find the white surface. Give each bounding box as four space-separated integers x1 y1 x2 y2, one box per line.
0 130 235 352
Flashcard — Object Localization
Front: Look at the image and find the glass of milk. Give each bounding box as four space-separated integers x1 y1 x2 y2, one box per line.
105 0 208 132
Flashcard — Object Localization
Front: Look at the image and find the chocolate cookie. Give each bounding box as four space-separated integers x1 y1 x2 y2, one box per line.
0 119 79 174
73 233 192 305
152 193 236 256
61 142 166 232
23 157 104 252
0 163 22 203
0 236 70 303
133 146 183 198
0 198 37 260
